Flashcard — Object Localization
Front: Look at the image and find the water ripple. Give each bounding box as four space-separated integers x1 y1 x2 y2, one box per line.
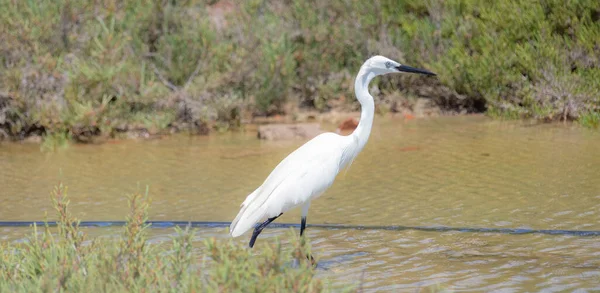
1 116 600 291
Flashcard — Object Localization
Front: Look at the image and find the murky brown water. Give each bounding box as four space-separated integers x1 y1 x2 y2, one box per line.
1 115 599 291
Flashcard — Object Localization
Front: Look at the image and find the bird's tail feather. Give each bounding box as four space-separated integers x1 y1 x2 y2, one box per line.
230 199 267 237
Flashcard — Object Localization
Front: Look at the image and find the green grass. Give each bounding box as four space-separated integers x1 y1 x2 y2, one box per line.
0 183 336 292
0 0 598 144
0 184 459 292
579 110 600 128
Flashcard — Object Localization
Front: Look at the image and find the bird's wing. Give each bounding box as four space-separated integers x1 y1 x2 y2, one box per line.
230 133 346 237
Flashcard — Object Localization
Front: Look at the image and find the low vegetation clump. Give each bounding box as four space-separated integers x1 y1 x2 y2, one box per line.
398 0 600 122
0 184 330 292
0 0 598 146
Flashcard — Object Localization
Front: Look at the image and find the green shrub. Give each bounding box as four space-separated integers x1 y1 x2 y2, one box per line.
579 110 600 128
1 0 598 143
0 184 332 292
392 0 600 122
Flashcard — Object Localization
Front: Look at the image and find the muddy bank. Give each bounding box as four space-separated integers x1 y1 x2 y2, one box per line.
0 93 447 144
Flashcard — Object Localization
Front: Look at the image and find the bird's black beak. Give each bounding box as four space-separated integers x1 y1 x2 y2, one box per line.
395 64 436 76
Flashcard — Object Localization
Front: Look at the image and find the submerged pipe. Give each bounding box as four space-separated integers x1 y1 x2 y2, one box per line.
0 221 599 237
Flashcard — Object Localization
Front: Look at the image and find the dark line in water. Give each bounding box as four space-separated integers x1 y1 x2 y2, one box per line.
0 221 599 237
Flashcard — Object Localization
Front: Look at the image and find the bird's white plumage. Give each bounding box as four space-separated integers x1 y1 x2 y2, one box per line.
229 55 433 239
230 133 354 237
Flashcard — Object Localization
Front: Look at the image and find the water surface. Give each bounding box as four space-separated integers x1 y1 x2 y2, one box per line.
1 115 599 291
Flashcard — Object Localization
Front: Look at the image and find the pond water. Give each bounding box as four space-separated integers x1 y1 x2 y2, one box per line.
1 115 599 291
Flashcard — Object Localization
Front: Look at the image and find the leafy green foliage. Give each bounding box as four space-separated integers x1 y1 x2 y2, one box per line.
0 184 331 292
1 0 598 143
579 110 600 128
393 0 600 122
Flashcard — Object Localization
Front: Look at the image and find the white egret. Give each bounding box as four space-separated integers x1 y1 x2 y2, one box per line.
230 56 436 248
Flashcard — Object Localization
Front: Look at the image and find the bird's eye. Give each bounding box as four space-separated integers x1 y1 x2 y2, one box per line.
385 61 393 69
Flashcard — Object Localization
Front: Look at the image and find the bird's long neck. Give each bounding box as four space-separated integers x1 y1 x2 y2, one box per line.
352 67 377 152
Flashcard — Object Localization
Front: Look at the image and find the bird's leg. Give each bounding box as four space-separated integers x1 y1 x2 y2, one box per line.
249 213 282 248
300 201 315 266
300 201 311 237
300 216 307 236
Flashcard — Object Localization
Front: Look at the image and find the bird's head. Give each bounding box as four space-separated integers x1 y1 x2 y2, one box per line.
365 55 436 77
